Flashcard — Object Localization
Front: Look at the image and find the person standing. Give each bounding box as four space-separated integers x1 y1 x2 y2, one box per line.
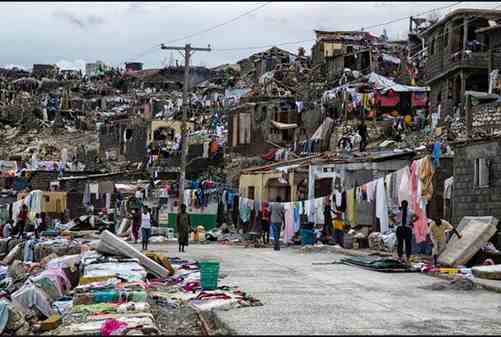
17 205 28 239
34 213 42 239
323 198 333 241
270 196 285 251
141 207 152 251
176 204 191 253
131 209 141 244
429 218 462 267
261 202 271 245
396 200 416 264
357 119 368 152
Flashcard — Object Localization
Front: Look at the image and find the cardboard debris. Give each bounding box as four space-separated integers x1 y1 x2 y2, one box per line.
97 230 171 278
438 219 498 266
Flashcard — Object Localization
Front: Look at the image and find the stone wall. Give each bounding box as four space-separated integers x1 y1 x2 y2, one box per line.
471 101 501 135
452 140 501 225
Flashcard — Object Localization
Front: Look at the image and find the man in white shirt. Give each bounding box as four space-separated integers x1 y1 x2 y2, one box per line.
141 207 152 251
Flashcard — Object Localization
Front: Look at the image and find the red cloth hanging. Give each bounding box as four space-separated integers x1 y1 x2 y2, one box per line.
376 90 400 107
261 148 278 161
411 92 427 107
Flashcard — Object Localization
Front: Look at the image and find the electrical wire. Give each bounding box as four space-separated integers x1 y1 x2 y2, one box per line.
119 2 270 65
361 2 463 30
211 2 467 53
161 2 272 45
419 3 501 43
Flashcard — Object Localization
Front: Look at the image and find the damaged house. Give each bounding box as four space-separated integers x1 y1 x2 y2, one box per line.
228 96 299 157
421 9 501 119
311 30 376 82
32 64 58 79
239 156 315 203
237 47 300 82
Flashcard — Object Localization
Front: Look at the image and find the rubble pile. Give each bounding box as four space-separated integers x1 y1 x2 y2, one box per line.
0 227 261 336
0 125 97 162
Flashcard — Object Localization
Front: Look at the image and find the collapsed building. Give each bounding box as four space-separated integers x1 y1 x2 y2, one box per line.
421 9 501 119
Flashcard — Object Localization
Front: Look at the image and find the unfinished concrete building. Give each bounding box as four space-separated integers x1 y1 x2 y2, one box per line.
421 9 501 119
228 96 298 157
311 30 375 82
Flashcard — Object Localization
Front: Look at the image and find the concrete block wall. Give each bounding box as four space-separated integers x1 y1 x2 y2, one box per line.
452 141 501 224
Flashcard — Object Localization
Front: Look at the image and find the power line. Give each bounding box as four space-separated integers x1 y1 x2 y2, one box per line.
214 39 314 52
119 2 270 65
419 3 501 44
210 2 467 53
123 44 163 65
361 2 463 30
162 2 271 45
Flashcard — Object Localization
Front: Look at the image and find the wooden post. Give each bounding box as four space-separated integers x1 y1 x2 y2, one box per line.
463 17 468 51
465 93 472 139
460 70 466 117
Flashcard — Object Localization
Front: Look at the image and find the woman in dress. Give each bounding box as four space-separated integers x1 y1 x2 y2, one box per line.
176 204 191 253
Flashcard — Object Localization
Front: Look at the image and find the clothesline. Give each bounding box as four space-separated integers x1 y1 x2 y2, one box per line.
238 155 435 244
239 155 432 205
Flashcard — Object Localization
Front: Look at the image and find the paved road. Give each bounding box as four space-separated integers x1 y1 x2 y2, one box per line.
147 243 501 335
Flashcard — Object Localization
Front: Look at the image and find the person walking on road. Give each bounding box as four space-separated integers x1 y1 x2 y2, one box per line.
176 204 191 253
131 209 141 244
261 202 271 245
323 198 333 241
270 196 285 251
141 207 152 251
17 205 29 239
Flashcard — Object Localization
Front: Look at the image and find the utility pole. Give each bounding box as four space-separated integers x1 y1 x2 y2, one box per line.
161 43 211 208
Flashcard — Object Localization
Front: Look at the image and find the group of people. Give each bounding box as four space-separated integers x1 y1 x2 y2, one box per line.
337 120 369 153
262 193 462 267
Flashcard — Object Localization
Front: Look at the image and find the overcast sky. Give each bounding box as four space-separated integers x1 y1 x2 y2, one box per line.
0 1 497 72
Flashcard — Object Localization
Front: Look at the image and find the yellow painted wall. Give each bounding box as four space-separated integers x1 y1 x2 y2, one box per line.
239 171 299 202
148 120 195 143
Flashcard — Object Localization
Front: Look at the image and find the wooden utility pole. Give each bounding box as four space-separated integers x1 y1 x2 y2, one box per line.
161 43 211 207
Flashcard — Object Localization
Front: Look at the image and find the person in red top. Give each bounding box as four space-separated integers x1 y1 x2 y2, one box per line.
17 205 29 239
260 202 271 245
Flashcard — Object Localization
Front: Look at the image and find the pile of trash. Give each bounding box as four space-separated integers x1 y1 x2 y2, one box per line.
0 228 261 335
368 232 396 252
420 276 476 291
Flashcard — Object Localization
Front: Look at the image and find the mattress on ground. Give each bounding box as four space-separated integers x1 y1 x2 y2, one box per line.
448 216 498 246
340 256 415 272
438 220 497 267
472 264 501 280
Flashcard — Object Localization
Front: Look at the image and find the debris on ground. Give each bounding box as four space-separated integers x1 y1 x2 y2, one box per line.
421 276 476 291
